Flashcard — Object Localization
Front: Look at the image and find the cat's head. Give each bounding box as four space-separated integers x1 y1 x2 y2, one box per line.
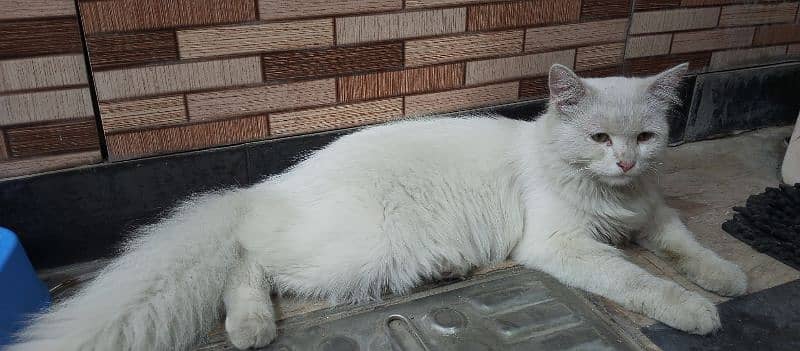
545 63 688 186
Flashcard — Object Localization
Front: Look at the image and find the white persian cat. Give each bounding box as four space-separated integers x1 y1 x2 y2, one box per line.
9 63 747 351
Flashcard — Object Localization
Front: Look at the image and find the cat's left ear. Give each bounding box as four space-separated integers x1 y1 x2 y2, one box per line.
548 64 585 111
647 63 689 106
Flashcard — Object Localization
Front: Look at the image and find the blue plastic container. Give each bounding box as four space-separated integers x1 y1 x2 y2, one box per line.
0 227 50 346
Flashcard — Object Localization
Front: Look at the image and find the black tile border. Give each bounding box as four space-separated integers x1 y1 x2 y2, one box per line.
2 62 798 269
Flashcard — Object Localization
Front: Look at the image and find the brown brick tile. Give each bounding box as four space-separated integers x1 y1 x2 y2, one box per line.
187 79 336 120
465 50 575 85
0 18 82 59
259 0 402 20
406 0 489 7
5 119 100 158
625 34 673 58
1 0 76 20
719 2 799 27
79 0 256 34
0 55 87 93
709 45 789 70
635 0 682 11
0 88 94 126
87 31 178 70
405 30 524 67
579 65 623 77
0 151 101 179
99 95 187 133
581 0 632 21
338 64 464 102
92 56 262 101
271 98 403 136
575 42 625 70
106 115 269 160
177 19 333 59
405 82 520 115
753 24 800 45
337 8 466 44
525 19 628 52
630 7 720 34
625 52 712 75
519 76 549 99
467 0 581 31
671 27 755 54
262 42 403 81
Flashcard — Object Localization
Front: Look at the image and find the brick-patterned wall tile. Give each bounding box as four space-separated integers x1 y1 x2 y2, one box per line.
87 31 178 70
671 27 755 54
0 88 93 126
0 132 7 160
467 0 581 31
5 119 99 158
405 30 524 67
0 55 87 93
581 0 632 22
99 95 187 133
337 8 466 44
635 0 681 11
519 76 549 99
579 65 623 77
259 0 402 20
753 24 800 45
106 115 269 160
0 151 101 179
93 57 262 100
709 45 789 69
406 0 489 7
0 18 82 59
626 52 712 75
338 64 464 102
263 43 403 81
789 43 800 56
0 0 75 20
625 34 672 58
630 7 720 34
187 79 336 120
524 19 627 52
405 82 520 115
465 49 575 85
79 0 256 34
271 98 403 136
177 19 333 59
719 3 799 27
576 42 625 70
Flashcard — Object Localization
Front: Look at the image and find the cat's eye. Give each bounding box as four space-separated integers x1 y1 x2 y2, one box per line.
590 133 610 143
637 132 655 143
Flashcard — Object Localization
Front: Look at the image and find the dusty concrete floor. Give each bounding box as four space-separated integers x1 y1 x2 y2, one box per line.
40 126 800 350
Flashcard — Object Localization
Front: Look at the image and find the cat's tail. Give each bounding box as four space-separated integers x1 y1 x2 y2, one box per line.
7 189 249 351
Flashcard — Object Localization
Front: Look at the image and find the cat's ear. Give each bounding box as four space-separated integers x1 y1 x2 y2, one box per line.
647 63 688 107
548 64 585 111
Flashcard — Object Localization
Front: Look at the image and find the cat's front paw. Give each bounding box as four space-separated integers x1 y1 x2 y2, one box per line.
683 256 748 297
657 289 721 335
225 307 277 350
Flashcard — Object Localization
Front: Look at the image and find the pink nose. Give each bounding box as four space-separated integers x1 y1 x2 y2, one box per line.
617 161 636 173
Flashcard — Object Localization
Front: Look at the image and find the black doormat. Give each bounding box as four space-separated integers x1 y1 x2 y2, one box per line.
722 183 800 270
642 279 800 351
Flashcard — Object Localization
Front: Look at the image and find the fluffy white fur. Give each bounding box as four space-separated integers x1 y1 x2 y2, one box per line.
7 64 748 351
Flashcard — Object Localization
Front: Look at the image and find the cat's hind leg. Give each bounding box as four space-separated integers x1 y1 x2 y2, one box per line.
223 255 276 349
513 233 721 335
637 205 747 297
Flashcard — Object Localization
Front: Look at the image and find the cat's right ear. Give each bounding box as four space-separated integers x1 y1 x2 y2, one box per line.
548 64 585 112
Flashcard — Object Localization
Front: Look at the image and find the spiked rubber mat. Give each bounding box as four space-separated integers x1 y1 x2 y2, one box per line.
722 183 800 270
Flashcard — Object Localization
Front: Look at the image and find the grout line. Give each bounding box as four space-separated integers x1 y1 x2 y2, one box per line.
73 0 109 161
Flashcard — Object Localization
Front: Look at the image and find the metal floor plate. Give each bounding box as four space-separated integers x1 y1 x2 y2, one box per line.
240 268 637 351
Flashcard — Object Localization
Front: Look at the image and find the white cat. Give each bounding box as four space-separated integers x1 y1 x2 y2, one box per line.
8 63 748 351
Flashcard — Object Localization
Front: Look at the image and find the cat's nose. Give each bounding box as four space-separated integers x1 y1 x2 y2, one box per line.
617 161 636 173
